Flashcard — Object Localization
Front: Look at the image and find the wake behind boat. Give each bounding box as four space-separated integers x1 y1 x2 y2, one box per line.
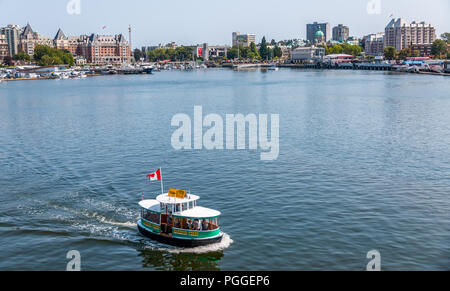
137 169 223 247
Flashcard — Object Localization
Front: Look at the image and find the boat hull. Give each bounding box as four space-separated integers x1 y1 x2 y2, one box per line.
138 223 223 247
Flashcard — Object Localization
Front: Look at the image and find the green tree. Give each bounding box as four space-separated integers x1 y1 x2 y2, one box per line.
134 48 143 61
153 48 168 61
273 45 282 58
440 32 450 43
2 56 14 66
431 39 447 59
249 42 260 60
384 46 397 60
398 48 410 60
175 46 193 61
240 46 250 59
259 36 269 61
13 50 31 61
227 47 239 60
33 44 74 66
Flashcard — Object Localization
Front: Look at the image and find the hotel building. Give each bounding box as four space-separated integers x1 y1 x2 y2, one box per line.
17 23 131 64
384 18 436 51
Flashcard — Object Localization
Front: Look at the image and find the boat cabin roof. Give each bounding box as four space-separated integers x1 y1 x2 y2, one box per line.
156 193 200 204
173 206 221 219
139 199 160 212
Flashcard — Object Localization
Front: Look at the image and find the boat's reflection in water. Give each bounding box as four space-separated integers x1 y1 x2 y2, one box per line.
137 248 224 271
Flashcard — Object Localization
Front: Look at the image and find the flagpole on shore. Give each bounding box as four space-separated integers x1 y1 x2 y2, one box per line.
160 167 164 195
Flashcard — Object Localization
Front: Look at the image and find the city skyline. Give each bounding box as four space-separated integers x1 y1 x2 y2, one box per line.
0 0 449 48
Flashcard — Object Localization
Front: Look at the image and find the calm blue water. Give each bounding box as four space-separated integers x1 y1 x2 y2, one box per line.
0 69 449 270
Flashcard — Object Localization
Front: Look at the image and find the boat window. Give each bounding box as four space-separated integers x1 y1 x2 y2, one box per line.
173 217 181 228
142 210 160 224
160 203 167 214
192 219 201 231
201 219 209 231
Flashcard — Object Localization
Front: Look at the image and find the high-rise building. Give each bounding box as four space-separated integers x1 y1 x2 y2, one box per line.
0 24 22 57
332 24 349 42
0 34 10 62
232 32 256 47
306 22 331 43
384 18 436 51
364 33 385 56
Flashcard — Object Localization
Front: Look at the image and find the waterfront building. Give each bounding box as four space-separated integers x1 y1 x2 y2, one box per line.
0 34 10 62
280 46 290 60
165 42 178 49
323 54 354 64
54 29 69 50
19 23 38 56
409 43 433 57
384 18 436 51
19 23 54 56
332 24 349 42
84 34 131 64
0 24 22 57
16 23 131 64
345 36 360 46
365 33 385 56
61 33 130 65
314 28 325 44
195 43 229 60
290 46 325 62
232 32 256 47
142 44 165 54
307 22 331 43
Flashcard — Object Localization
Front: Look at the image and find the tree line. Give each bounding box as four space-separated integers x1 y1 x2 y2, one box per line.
10 45 74 66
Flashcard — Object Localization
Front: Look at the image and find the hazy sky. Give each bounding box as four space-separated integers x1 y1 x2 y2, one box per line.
0 0 448 48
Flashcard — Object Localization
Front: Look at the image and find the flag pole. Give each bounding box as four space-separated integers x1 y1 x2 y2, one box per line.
160 167 164 195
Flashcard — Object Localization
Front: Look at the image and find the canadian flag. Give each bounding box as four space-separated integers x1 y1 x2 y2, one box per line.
147 169 161 181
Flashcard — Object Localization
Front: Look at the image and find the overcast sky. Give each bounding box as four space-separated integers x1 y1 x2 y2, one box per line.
0 0 448 48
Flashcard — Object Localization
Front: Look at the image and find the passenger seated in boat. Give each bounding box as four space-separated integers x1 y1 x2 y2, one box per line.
193 219 201 230
202 220 209 231
186 219 192 229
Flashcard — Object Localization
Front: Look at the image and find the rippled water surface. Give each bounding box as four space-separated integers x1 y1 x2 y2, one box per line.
0 69 449 270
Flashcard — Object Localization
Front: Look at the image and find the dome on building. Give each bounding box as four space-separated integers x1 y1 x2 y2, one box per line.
315 29 324 37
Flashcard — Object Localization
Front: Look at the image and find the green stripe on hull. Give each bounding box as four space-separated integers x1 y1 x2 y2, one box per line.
172 227 220 239
141 219 161 234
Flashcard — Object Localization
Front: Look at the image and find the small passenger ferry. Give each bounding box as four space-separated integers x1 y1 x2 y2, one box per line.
137 169 223 247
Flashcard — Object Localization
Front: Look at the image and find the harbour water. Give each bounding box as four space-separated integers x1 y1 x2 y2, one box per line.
0 69 449 270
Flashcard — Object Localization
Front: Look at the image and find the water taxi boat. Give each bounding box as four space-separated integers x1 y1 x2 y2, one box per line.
138 187 223 247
